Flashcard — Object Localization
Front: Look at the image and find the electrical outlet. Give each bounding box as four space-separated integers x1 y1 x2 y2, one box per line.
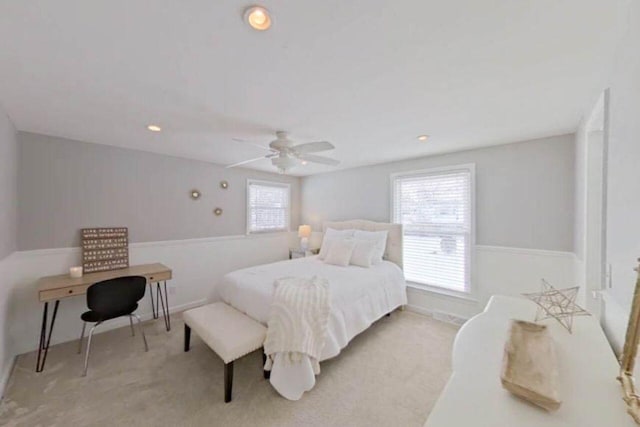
168 286 177 295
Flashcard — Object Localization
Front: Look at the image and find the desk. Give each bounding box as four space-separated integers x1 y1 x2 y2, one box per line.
35 263 173 372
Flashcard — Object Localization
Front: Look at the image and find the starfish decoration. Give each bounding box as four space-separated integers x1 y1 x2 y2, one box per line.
522 279 590 333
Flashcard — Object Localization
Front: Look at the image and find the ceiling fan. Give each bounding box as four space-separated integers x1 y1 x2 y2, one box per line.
226 131 340 174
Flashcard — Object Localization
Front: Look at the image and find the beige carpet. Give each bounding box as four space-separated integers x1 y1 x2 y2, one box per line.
0 310 458 427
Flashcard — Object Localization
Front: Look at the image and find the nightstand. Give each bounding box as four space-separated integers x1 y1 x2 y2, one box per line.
289 248 319 259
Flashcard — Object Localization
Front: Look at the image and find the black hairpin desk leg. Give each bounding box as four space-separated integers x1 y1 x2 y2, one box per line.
148 283 158 319
35 300 60 372
156 281 171 331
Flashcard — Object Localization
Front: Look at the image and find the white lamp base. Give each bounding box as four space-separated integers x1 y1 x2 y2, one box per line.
300 237 309 251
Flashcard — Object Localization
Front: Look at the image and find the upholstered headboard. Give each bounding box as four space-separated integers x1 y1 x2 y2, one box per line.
322 219 403 269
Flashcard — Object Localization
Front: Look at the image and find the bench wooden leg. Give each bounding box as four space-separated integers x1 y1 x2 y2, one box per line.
184 324 191 352
262 352 270 380
224 361 234 403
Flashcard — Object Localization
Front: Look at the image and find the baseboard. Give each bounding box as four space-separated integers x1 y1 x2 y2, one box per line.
406 304 468 326
141 298 208 321
0 356 16 400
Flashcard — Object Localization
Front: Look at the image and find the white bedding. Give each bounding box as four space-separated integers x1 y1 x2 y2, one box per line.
218 255 407 399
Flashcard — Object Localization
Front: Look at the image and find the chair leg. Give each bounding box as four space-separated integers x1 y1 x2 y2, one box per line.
129 315 135 337
77 322 86 355
82 322 101 377
184 324 191 352
133 314 149 352
224 361 234 403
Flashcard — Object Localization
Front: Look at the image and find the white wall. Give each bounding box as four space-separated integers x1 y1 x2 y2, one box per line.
573 92 607 316
407 245 576 320
18 132 302 250
0 255 17 396
0 106 18 395
302 135 576 318
0 108 17 260
302 135 575 252
600 0 640 353
2 130 303 396
2 232 297 359
573 116 588 308
1 131 579 389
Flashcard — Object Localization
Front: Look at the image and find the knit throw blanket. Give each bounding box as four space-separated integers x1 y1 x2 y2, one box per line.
263 276 331 374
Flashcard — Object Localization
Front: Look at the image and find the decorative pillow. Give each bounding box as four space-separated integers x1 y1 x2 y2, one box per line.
353 230 388 264
318 228 355 259
324 239 356 267
349 239 377 268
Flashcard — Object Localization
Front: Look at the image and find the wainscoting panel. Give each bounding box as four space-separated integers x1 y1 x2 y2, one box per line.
2 233 297 362
0 253 17 396
407 245 576 320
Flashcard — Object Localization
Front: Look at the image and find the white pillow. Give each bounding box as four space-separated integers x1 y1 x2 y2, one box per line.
349 239 377 268
353 230 388 264
318 228 355 259
324 239 356 267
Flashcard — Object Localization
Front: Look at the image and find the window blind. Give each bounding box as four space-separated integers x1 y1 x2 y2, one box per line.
247 181 290 233
392 168 473 293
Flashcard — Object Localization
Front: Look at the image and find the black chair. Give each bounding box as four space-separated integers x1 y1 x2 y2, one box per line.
77 275 149 376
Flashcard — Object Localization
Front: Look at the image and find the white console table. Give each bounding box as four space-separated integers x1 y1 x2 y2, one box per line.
425 295 634 427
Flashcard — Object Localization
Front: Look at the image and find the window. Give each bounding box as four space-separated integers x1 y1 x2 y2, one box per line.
247 180 291 234
391 165 475 294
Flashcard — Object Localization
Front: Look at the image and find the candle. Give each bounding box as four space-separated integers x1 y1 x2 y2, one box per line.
70 266 83 278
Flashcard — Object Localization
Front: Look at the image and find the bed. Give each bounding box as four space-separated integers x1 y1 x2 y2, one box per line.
218 220 407 399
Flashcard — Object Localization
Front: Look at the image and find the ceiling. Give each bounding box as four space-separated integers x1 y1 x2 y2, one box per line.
0 1 629 176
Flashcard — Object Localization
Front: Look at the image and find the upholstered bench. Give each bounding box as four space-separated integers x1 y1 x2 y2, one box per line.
183 302 267 402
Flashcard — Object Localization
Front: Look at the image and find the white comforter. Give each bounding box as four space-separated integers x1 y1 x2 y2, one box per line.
218 256 407 400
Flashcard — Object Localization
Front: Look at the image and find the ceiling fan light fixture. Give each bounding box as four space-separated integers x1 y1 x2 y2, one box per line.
244 6 272 31
271 155 297 173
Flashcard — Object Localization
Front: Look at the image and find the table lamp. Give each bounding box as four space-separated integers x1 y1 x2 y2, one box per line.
298 225 311 251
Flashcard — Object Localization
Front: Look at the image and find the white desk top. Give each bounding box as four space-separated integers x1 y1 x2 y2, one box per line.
425 295 634 427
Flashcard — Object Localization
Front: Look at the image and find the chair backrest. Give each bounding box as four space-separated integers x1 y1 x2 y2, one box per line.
86 276 146 315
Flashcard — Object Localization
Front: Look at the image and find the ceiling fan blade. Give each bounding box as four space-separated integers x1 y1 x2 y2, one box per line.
225 156 268 168
299 154 340 166
291 141 334 154
232 137 276 152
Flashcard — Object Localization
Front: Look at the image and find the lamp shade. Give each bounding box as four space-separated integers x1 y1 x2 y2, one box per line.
298 225 312 238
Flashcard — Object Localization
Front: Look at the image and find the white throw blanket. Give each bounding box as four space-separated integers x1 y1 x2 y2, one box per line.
264 276 331 375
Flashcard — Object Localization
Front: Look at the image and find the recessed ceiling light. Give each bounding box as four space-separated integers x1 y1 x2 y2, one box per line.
147 125 162 132
301 160 308 165
244 6 272 31
417 135 429 141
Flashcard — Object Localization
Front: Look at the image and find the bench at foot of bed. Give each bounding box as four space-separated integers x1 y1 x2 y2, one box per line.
183 302 267 402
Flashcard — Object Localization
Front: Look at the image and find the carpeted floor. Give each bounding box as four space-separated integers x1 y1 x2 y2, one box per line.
0 310 458 427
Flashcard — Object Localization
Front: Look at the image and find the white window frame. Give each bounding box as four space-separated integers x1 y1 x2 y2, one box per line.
246 179 291 234
390 164 476 300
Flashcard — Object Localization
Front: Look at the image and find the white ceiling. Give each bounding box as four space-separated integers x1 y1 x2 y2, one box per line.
0 1 629 176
